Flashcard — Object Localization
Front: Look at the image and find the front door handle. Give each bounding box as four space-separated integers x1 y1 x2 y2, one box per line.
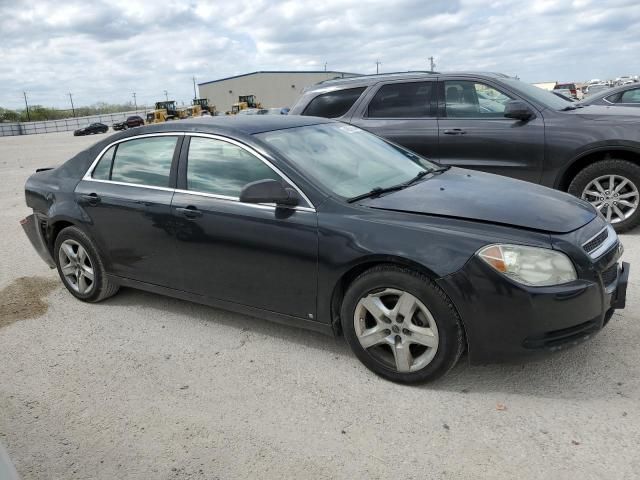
176 206 203 219
443 128 466 135
80 193 100 205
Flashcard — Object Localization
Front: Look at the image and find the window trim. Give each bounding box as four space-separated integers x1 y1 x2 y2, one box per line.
81 131 315 212
364 80 436 119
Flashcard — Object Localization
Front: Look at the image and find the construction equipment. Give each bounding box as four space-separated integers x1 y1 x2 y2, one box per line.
192 98 211 113
231 95 261 114
146 100 179 123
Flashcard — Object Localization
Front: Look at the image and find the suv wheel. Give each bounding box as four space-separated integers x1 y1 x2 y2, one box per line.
568 159 640 232
340 265 465 384
54 226 119 302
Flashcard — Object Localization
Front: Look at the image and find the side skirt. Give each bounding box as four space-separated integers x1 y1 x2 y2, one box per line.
107 274 335 336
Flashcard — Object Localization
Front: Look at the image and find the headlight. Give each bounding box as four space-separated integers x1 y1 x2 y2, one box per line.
477 244 577 286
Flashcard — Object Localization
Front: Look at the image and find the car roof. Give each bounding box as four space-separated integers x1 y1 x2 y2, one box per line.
307 71 511 90
126 115 335 137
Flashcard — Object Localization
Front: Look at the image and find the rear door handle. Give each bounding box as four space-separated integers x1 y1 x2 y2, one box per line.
176 206 203 219
80 193 100 205
443 129 466 135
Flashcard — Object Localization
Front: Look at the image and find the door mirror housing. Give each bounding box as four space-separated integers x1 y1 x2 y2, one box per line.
504 100 534 121
239 179 299 206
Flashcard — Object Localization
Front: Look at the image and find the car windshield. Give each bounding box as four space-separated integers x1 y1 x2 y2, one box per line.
501 77 572 110
256 123 438 199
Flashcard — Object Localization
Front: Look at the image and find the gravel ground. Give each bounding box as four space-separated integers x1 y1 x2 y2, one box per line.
1 131 639 480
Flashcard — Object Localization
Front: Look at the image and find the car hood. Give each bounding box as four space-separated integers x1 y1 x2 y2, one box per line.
568 104 640 121
357 168 596 233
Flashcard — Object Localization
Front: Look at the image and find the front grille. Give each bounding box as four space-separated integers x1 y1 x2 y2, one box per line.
601 263 619 286
583 228 609 254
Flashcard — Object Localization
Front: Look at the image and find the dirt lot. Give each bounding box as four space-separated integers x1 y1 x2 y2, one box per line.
1 131 639 479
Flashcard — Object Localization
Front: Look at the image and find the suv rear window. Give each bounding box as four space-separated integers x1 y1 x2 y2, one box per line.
302 87 366 118
367 82 433 118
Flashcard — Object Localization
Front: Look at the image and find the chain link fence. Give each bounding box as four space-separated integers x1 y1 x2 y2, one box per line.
0 110 150 137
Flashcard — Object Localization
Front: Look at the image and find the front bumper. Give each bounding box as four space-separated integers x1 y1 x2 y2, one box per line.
438 247 628 364
20 213 55 268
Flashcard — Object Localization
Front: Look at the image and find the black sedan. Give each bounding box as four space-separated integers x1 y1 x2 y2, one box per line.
21 116 629 383
73 122 109 136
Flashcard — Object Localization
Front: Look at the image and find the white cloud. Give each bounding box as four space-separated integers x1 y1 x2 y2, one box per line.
0 0 639 109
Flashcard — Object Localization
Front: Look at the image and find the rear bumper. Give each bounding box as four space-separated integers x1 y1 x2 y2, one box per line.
20 214 55 268
438 255 629 364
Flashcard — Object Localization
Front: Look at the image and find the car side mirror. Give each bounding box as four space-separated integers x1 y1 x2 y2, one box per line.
504 100 534 121
239 179 299 206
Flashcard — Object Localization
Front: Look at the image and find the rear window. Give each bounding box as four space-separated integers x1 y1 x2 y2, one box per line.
368 82 433 118
302 87 366 118
109 136 178 187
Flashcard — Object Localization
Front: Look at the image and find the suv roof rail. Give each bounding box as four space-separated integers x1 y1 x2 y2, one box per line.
316 70 439 85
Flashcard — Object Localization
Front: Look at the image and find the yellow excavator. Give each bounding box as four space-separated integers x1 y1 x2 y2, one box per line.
231 95 261 114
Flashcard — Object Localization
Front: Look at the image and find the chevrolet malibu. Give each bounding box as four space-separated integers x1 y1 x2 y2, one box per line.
21 116 629 383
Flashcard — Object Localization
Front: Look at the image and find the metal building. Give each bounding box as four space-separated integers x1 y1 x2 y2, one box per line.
197 70 360 113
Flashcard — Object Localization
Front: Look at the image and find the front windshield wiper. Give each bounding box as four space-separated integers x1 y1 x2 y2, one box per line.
347 167 449 203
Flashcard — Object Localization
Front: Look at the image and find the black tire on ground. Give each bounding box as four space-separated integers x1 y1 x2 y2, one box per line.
54 226 119 303
568 159 640 233
340 265 465 384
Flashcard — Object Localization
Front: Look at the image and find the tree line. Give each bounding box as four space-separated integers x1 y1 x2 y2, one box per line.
0 102 147 123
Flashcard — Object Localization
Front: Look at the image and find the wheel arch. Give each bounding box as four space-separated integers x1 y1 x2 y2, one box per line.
329 256 467 341
557 147 640 191
46 218 78 255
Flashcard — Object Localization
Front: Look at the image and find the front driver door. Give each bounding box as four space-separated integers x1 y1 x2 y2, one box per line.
171 134 318 320
437 78 545 183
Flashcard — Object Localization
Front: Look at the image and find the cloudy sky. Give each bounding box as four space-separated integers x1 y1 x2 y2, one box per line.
1 0 639 109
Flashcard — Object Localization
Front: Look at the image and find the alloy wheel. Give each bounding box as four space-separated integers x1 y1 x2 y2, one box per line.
354 288 439 373
581 174 639 224
58 239 95 294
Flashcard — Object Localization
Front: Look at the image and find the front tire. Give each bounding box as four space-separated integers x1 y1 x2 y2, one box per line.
340 265 465 384
568 159 640 233
54 226 119 302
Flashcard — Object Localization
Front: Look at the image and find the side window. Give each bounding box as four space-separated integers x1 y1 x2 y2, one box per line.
110 136 178 187
619 89 640 104
186 137 281 197
444 81 513 118
302 87 366 118
368 82 433 118
92 145 116 180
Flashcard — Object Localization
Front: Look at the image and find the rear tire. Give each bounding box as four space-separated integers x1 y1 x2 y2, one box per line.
340 265 465 384
568 159 640 233
54 226 119 303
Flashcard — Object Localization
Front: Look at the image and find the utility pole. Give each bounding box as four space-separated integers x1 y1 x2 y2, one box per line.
375 60 382 74
192 76 198 100
68 92 75 117
132 92 137 110
428 56 436 72
23 91 31 122
164 90 169 101
324 62 327 72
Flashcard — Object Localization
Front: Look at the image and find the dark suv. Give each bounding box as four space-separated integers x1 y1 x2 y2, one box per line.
112 115 145 131
290 72 640 232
